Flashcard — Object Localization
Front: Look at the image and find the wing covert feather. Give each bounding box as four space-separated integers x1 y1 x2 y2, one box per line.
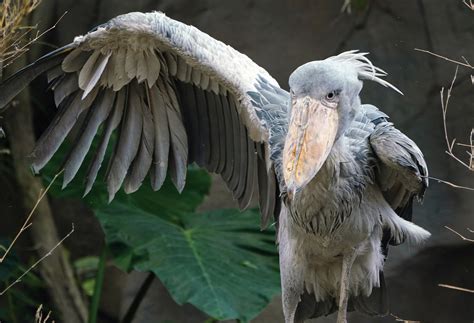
0 11 289 227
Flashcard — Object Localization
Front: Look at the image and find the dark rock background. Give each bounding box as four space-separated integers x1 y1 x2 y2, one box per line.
2 0 473 322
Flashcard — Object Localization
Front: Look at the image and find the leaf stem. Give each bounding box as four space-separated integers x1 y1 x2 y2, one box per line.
121 272 155 323
88 247 107 323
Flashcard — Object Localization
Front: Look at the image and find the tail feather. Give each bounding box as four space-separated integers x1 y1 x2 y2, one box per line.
294 272 389 321
351 271 389 316
384 209 431 245
294 290 337 321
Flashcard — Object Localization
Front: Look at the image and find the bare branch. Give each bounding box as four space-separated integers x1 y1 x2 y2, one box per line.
426 176 474 191
0 170 63 263
463 0 474 11
438 283 474 293
439 67 474 171
341 0 352 14
0 0 42 66
470 128 474 169
414 48 474 69
0 223 75 295
456 143 474 148
0 10 67 68
445 226 474 242
35 304 53 323
389 313 421 323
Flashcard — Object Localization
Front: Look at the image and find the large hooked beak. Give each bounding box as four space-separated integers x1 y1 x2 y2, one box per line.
283 96 339 197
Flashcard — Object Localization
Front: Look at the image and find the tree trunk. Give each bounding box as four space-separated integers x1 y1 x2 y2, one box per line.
3 55 88 322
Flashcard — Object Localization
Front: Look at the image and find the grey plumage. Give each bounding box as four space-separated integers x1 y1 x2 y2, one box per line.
125 47 138 79
191 68 201 85
84 89 125 196
32 88 98 173
195 88 211 167
124 91 154 193
47 65 65 83
206 91 221 172
63 89 115 187
176 82 198 164
111 47 129 91
215 95 227 174
80 52 111 98
144 49 161 87
62 47 90 72
160 79 188 192
106 82 142 201
0 45 72 111
0 12 429 323
221 95 234 182
164 52 177 76
238 138 257 209
228 97 243 192
176 56 187 81
257 143 278 229
78 51 101 91
136 50 148 83
147 84 170 191
235 121 249 199
54 73 79 107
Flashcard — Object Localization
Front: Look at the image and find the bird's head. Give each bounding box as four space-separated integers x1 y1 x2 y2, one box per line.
283 50 401 196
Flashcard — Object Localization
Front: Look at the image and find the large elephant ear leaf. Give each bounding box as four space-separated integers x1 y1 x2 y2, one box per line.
96 205 280 322
42 141 280 321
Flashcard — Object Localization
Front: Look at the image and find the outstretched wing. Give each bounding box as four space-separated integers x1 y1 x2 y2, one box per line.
366 104 428 245
0 11 289 228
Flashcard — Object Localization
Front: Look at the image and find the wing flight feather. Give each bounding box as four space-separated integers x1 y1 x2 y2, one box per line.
0 11 289 226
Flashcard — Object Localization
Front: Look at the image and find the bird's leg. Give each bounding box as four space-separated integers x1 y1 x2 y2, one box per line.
336 247 357 323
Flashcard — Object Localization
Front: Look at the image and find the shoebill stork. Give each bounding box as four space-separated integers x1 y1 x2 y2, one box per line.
0 12 430 323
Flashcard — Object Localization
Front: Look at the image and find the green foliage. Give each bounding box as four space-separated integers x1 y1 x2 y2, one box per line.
73 256 99 296
98 205 279 321
42 140 281 321
353 0 369 11
0 240 48 323
88 248 106 323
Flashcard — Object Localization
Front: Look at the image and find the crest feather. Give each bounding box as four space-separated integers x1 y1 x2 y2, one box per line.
327 50 403 95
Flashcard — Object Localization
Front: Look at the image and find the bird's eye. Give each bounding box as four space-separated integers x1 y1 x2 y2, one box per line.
325 91 337 101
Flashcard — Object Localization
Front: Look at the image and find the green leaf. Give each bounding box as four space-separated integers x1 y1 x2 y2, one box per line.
88 248 106 323
96 204 280 322
42 138 280 321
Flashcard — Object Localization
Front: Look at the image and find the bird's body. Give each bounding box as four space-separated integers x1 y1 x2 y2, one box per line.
279 106 428 321
0 11 430 323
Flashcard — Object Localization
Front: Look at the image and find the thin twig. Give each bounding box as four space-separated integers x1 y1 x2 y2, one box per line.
438 283 474 293
0 170 63 263
445 226 474 242
426 176 474 191
0 223 75 295
389 313 421 323
0 0 42 65
456 143 474 148
470 128 474 169
414 48 474 69
440 67 474 171
35 304 53 323
0 10 67 68
341 0 352 14
463 0 474 11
